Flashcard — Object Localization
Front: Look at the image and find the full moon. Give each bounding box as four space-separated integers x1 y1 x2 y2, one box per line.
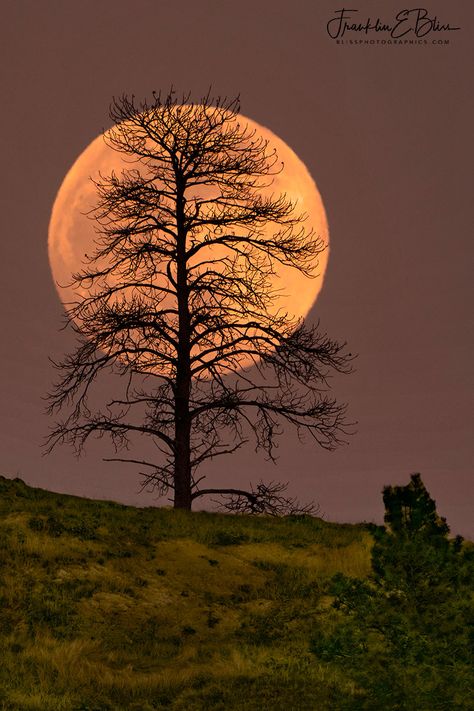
48 113 329 364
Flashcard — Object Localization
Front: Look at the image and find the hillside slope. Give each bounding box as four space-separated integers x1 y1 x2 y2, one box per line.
0 476 471 710
0 476 373 710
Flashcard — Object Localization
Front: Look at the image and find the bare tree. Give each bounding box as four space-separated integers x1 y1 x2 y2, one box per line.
46 91 353 513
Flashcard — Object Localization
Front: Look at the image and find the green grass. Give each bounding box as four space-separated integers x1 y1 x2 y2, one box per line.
0 475 468 710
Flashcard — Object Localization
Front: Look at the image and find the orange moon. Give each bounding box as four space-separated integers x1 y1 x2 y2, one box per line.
48 113 329 329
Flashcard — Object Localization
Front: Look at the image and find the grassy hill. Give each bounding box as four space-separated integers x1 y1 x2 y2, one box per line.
0 476 471 710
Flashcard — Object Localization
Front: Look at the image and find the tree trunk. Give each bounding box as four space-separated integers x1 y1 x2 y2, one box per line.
174 409 192 509
174 179 192 510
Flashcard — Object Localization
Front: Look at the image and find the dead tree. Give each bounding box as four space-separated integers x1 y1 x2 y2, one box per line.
47 91 353 513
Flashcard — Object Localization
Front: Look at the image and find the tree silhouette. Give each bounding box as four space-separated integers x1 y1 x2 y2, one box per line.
47 91 353 512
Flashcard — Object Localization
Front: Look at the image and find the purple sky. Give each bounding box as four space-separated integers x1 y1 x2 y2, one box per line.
1 1 472 536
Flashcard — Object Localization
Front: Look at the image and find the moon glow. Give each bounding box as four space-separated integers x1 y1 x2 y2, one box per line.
48 113 329 363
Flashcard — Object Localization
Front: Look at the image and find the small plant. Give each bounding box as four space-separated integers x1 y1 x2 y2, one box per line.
207 611 220 628
28 516 45 532
182 626 197 636
209 530 249 546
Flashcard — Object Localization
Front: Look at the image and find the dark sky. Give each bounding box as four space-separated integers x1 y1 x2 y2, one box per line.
1 1 472 535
